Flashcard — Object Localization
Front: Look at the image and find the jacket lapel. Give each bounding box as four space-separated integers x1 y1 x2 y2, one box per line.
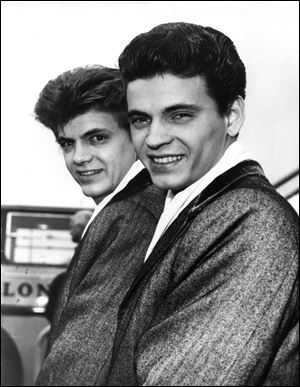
66 168 153 298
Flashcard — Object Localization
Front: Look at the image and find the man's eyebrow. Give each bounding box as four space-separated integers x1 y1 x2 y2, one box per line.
163 103 201 113
128 104 201 118
56 128 106 143
127 110 150 118
56 135 69 144
80 128 107 138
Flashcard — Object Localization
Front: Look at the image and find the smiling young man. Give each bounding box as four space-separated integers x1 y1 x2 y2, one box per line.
57 111 137 204
127 74 242 192
104 23 299 386
33 65 165 385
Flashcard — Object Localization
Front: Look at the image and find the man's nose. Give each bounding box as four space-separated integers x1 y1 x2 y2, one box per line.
145 121 172 149
73 143 93 164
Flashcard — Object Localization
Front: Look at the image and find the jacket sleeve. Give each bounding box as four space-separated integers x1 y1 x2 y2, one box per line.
135 190 299 386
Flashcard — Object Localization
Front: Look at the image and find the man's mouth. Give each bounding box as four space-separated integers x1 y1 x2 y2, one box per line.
151 155 184 164
77 169 102 176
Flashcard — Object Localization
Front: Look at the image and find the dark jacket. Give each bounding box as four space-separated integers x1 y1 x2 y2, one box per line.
36 169 166 386
106 160 299 386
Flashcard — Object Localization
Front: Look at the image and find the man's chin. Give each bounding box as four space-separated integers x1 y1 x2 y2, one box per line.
81 188 101 199
150 175 182 192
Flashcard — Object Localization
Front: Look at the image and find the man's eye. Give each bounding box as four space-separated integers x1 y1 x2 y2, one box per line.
130 117 151 129
59 140 74 150
90 135 107 144
171 112 193 121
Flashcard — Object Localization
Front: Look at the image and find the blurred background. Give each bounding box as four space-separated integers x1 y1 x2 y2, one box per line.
1 0 299 210
1 2 299 386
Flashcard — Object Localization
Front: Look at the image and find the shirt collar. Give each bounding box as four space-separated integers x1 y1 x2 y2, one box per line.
165 140 251 207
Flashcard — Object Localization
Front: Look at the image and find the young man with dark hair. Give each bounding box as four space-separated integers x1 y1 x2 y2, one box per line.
105 23 299 386
34 65 165 385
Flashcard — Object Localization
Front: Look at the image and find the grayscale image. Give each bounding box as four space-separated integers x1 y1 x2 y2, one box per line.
1 2 299 386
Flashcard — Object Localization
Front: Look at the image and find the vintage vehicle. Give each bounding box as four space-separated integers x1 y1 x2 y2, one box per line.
1 205 88 386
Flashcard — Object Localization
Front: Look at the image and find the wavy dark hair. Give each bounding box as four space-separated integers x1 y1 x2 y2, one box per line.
34 65 129 137
119 22 246 114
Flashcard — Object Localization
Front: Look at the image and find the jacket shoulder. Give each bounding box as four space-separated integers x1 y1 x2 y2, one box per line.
226 175 298 227
103 184 165 223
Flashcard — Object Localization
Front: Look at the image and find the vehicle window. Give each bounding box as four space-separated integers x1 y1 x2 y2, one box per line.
4 212 76 265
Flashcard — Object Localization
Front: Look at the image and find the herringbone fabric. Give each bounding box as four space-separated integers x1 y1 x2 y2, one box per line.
106 161 299 386
36 171 165 386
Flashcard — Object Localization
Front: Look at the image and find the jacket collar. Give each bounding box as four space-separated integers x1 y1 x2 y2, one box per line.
111 168 152 204
190 159 264 213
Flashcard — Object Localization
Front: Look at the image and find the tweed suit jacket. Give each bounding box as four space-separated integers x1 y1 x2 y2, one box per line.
106 160 299 386
35 169 166 386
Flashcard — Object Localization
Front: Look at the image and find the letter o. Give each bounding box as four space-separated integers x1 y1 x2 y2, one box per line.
18 283 33 297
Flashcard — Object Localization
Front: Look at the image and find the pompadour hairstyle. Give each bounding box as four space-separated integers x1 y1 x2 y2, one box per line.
119 22 246 114
34 65 129 137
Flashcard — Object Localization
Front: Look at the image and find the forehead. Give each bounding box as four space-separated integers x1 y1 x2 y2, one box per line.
58 110 120 137
126 74 212 112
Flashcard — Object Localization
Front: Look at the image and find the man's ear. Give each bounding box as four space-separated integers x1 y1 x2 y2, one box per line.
226 96 245 137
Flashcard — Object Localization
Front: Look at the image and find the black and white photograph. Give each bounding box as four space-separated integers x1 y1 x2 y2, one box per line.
1 1 299 386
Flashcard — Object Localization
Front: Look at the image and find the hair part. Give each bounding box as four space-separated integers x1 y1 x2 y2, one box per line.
119 22 246 114
34 65 129 137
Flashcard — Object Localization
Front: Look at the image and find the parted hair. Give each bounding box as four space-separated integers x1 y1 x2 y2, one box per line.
119 22 246 114
34 65 129 137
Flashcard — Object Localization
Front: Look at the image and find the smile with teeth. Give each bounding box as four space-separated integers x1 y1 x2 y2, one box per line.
151 155 184 164
78 169 102 176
